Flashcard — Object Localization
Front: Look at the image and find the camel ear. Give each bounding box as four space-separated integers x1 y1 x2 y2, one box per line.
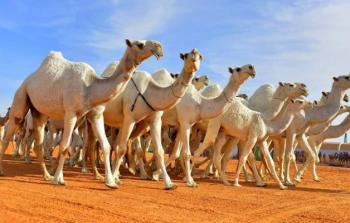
175 74 179 78
333 76 339 81
228 67 234 74
137 42 144 49
180 53 187 60
125 39 132 47
170 73 175 78
279 82 284 86
322 91 327 96
235 67 241 72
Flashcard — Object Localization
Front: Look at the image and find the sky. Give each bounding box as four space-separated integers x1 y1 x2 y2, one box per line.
0 0 350 141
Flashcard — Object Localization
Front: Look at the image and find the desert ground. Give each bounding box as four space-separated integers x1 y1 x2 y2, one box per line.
0 145 349 223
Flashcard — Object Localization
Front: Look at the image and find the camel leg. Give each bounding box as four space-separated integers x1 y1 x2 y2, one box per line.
112 118 135 185
193 117 222 164
166 132 182 168
31 112 52 181
24 130 33 164
86 122 103 180
88 115 116 188
150 114 176 189
295 134 319 182
52 113 77 186
220 138 238 185
127 140 136 175
233 138 256 187
247 152 266 186
0 119 20 175
179 123 197 187
283 131 296 186
212 131 229 185
135 137 150 180
259 141 286 189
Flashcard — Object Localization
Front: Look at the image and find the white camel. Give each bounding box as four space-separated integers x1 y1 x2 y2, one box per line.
282 75 350 185
160 65 256 187
86 49 202 189
0 39 163 189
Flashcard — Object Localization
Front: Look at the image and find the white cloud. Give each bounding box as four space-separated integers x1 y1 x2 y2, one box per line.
86 0 182 51
206 0 350 102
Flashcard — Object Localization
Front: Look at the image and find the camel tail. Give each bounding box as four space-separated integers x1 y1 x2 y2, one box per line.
8 83 30 126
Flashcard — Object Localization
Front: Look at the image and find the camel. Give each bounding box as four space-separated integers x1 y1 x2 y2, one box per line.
294 103 350 179
281 75 350 185
0 39 163 188
192 75 209 91
0 108 10 140
86 48 202 189
159 65 255 186
219 99 311 186
194 97 310 189
248 82 308 120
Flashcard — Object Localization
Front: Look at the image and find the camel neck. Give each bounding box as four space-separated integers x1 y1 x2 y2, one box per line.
88 50 137 107
265 102 296 136
199 77 240 119
140 68 195 111
322 113 350 140
305 84 343 124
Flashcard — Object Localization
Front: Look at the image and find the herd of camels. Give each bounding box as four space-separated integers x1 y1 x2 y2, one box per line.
0 39 349 190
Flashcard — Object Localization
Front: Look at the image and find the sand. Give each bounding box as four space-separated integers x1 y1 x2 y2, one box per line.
0 146 349 223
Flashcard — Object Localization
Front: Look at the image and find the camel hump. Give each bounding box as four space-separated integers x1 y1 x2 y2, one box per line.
101 61 119 78
201 84 222 98
248 84 275 105
151 68 174 87
47 51 63 59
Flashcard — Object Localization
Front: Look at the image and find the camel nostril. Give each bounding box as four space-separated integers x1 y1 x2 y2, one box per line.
248 65 253 70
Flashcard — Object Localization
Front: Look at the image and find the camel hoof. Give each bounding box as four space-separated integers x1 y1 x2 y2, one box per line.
313 177 321 182
279 185 288 190
233 183 242 187
152 172 160 181
223 181 232 186
95 174 105 181
105 182 118 189
256 182 267 187
294 176 302 183
51 179 65 186
140 174 151 180
165 184 177 190
186 181 198 188
24 158 32 164
81 168 90 174
128 167 136 175
44 174 54 181
283 181 295 186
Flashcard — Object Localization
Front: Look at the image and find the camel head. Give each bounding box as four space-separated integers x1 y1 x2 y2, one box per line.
332 75 350 89
125 39 163 65
192 75 209 90
318 91 330 105
170 73 179 79
228 64 255 84
290 99 311 110
339 105 350 113
180 48 202 73
237 93 248 100
278 82 308 99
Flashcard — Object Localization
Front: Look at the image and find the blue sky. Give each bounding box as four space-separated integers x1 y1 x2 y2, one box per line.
1 0 350 141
